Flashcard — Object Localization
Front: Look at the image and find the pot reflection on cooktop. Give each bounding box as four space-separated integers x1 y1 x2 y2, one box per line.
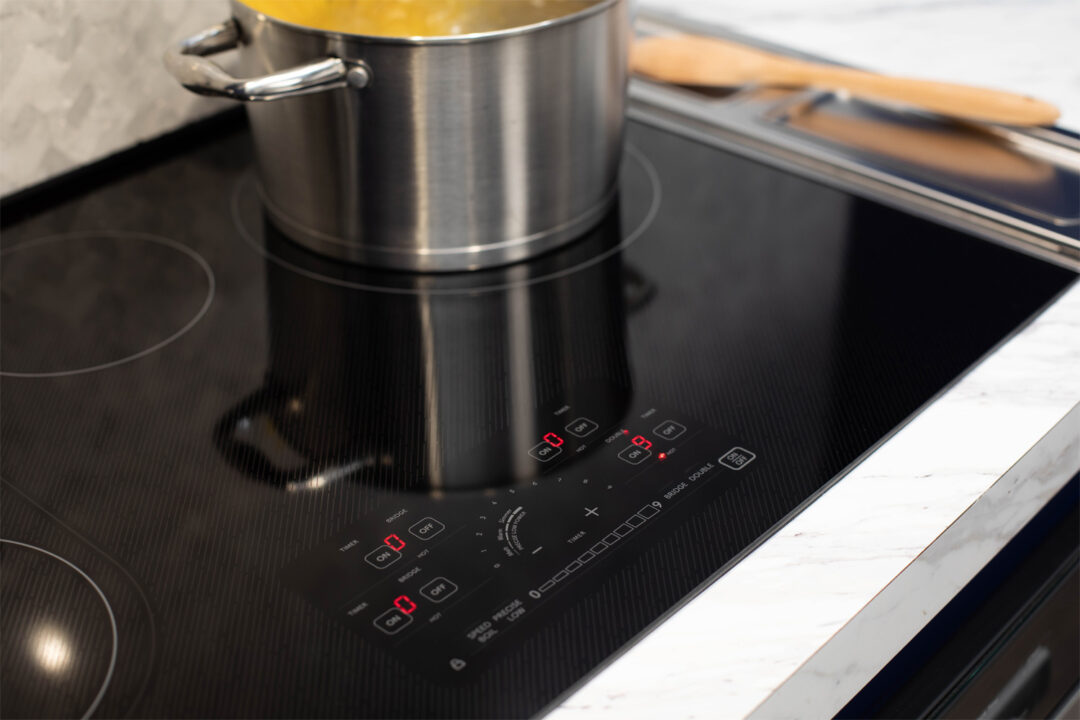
216 207 658 492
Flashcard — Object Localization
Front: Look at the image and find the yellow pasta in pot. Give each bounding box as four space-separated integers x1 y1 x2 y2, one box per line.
243 0 599 37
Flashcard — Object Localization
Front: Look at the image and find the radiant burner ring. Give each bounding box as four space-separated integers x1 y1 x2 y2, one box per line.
0 539 118 720
230 144 662 296
0 232 215 378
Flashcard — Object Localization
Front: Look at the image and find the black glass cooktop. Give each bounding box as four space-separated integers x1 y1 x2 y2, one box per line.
1 110 1075 718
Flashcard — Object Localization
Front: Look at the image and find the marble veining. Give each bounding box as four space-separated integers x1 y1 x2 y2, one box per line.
750 404 1080 718
549 280 1080 718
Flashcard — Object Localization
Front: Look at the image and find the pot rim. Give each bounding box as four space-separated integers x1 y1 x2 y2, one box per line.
230 0 621 45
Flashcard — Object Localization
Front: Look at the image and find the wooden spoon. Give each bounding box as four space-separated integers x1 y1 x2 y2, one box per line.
631 34 1060 127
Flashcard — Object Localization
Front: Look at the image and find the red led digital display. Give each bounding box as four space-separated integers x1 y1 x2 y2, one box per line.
383 534 405 551
394 595 417 615
543 432 564 448
631 435 652 450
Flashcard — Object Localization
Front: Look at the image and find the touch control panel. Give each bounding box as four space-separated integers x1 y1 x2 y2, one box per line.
281 400 758 680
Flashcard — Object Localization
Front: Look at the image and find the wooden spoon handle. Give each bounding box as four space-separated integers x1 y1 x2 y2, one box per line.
631 34 1061 127
797 64 1060 126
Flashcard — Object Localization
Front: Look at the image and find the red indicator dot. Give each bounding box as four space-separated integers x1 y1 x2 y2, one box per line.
658 453 667 460
622 429 629 435
394 595 417 615
383 533 405 551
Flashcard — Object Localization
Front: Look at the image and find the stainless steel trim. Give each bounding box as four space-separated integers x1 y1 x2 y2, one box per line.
1050 684 1080 720
630 11 1080 270
761 93 1079 229
630 99 1080 272
747 401 1080 719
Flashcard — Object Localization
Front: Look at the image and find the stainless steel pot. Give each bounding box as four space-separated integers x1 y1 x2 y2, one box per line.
165 0 629 271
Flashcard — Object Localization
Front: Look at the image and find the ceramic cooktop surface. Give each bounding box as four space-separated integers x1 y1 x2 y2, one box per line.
1 112 1075 718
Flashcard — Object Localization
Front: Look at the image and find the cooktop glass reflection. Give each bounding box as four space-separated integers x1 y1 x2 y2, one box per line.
1 112 1075 718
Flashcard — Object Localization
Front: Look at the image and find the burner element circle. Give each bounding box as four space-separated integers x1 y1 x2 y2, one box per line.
0 232 215 378
231 144 662 296
0 539 118 719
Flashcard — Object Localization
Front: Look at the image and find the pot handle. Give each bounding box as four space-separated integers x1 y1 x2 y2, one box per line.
164 19 370 101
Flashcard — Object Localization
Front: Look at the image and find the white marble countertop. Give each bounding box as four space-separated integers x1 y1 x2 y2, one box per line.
549 2 1080 717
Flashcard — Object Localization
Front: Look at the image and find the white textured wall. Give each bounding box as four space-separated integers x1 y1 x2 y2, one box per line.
0 0 228 195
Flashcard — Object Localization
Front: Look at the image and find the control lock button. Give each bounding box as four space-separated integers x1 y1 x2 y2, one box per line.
719 447 756 470
419 577 458 603
618 444 651 465
364 545 402 570
565 417 599 438
653 420 686 441
373 608 413 635
408 517 445 540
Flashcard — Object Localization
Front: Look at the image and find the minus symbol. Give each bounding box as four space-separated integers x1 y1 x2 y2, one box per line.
531 546 543 555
